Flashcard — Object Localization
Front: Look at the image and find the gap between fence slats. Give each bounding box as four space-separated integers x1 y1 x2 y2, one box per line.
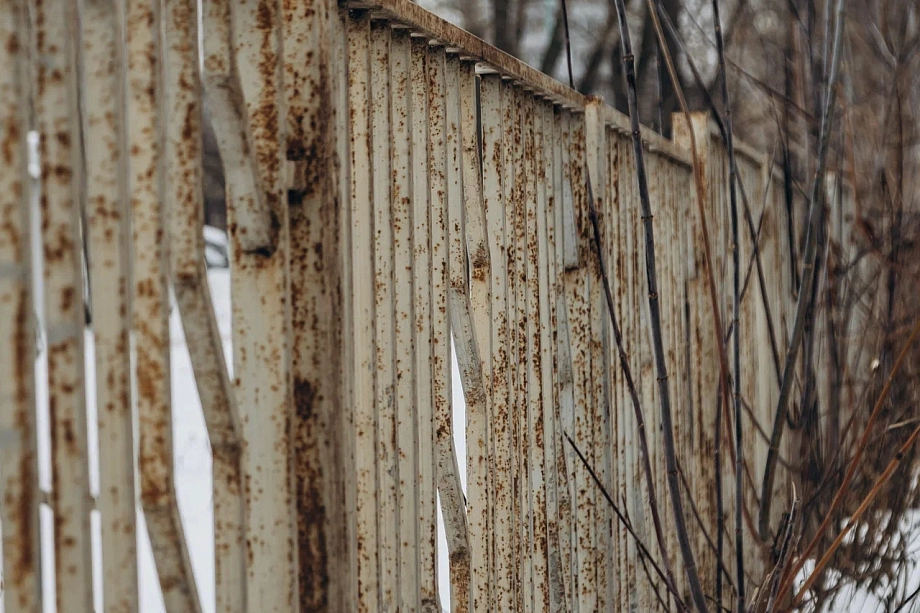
433 47 471 613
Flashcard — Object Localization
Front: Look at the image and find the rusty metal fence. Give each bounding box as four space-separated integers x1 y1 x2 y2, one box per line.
0 0 860 611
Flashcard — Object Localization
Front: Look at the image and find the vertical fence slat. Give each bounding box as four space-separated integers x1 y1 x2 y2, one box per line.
538 99 567 613
409 34 439 613
127 0 202 606
477 71 501 612
510 86 531 613
223 0 297 606
390 27 421 613
584 100 613 611
370 22 400 612
522 92 549 613
283 0 354 609
497 79 515 606
460 60 493 613
164 1 245 611
479 73 513 612
653 152 678 608
0 0 40 608
550 106 576 611
562 110 596 613
444 51 481 613
430 46 470 612
334 8 360 611
502 79 522 611
604 128 627 613
82 0 138 609
198 1 266 609
32 0 93 608
347 14 380 613
612 131 638 613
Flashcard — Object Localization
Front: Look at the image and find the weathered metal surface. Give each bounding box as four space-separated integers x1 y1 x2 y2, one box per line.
561 109 597 613
509 84 528 613
333 8 359 611
352 0 583 108
0 0 40 609
126 0 201 607
166 0 246 610
478 74 513 612
370 20 400 612
443 51 480 613
199 0 258 609
583 101 613 612
429 46 470 613
409 34 440 613
200 0 273 255
549 106 575 612
458 59 493 613
615 130 642 612
82 0 138 609
223 0 298 607
537 99 567 613
346 15 380 613
31 0 94 609
603 128 628 613
390 27 422 613
522 92 549 613
672 114 714 602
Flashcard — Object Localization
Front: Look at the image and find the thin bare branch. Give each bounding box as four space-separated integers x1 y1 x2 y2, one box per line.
759 0 848 540
614 1 708 609
710 0 745 608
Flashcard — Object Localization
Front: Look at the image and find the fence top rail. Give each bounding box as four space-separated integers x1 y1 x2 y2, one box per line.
346 0 586 107
350 0 698 169
597 101 693 168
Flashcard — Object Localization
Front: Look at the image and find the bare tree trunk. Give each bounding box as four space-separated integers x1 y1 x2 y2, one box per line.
494 0 518 55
